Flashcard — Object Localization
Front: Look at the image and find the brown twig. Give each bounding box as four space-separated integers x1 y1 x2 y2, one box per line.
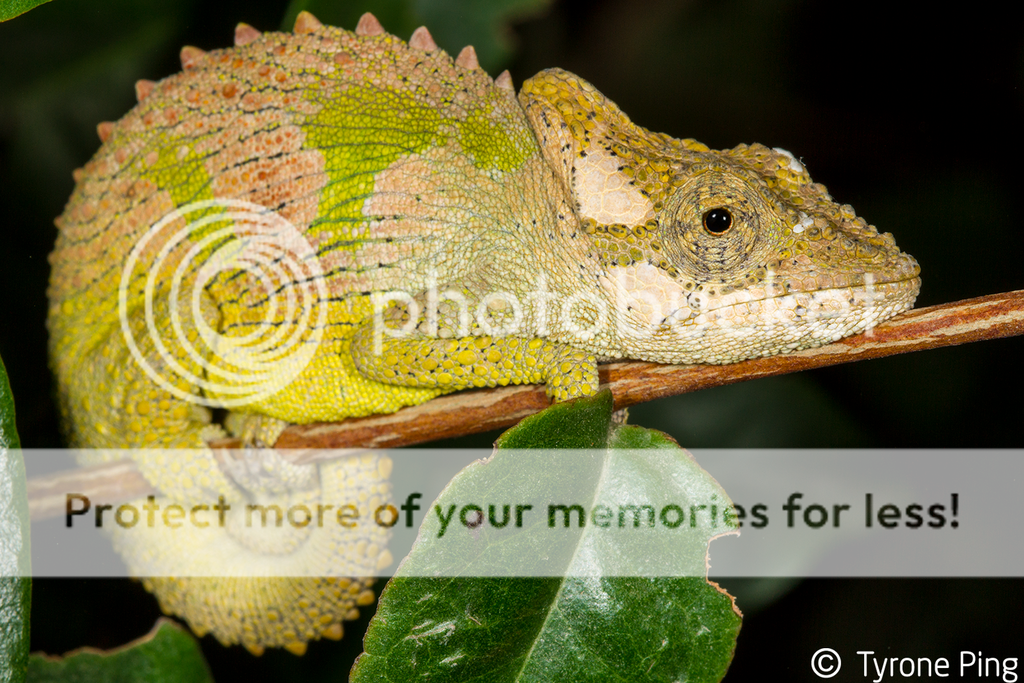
27 289 1024 520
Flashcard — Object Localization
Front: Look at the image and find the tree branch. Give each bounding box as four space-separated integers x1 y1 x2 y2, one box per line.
27 289 1024 520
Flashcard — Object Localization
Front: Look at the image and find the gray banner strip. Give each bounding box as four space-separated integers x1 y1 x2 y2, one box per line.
20 449 1019 578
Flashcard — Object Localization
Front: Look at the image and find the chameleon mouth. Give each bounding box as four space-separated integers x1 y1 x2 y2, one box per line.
594 252 921 364
685 250 923 320
629 273 923 365
678 274 922 327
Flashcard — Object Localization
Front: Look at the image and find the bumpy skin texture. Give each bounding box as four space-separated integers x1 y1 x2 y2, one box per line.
47 12 920 653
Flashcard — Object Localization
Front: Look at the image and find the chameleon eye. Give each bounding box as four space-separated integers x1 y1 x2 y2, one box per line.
702 208 732 235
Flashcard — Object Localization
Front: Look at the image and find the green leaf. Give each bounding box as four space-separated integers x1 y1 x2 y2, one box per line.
494 389 614 449
0 0 53 23
0 354 30 683
0 353 20 451
26 619 213 683
279 0 552 72
352 391 741 682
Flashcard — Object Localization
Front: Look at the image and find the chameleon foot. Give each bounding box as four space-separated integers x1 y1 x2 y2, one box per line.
351 320 600 402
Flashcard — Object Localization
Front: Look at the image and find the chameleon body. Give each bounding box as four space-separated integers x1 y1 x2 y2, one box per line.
47 12 920 654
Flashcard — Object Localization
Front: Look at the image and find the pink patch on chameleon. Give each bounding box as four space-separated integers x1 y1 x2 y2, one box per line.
192 110 294 157
212 151 326 228
51 184 176 296
204 125 305 174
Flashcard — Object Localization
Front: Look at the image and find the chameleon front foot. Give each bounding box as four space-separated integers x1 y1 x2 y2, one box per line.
224 412 291 449
351 326 599 402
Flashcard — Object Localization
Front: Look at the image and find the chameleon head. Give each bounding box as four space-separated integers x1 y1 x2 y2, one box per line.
520 69 921 363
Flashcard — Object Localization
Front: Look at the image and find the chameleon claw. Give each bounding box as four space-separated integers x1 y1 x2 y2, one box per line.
96 121 114 143
355 12 385 37
455 45 479 70
293 11 323 35
409 26 437 51
234 22 261 46
179 45 207 70
134 79 155 102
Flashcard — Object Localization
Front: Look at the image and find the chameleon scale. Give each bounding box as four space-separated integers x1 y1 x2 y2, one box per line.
47 11 920 653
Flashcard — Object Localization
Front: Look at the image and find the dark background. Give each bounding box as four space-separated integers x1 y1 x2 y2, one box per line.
2 0 1022 680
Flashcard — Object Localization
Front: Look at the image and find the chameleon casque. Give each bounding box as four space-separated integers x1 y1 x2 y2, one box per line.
47 11 921 655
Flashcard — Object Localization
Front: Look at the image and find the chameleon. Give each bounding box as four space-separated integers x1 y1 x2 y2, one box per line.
46 11 921 655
